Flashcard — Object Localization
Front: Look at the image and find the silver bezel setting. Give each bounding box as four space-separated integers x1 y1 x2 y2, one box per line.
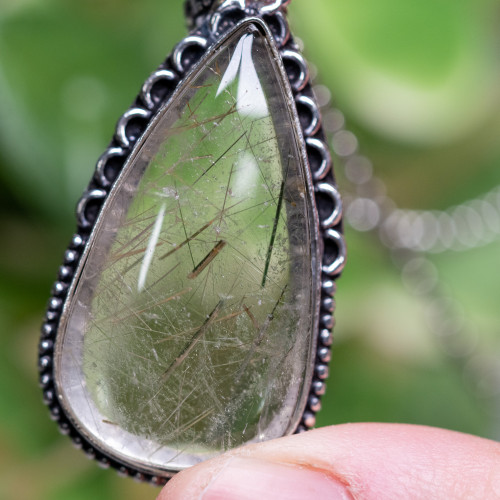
38 0 345 484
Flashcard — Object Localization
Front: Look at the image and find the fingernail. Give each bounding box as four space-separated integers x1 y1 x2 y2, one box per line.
200 457 353 500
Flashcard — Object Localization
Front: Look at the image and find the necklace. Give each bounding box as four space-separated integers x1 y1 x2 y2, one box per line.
38 0 345 484
318 91 500 437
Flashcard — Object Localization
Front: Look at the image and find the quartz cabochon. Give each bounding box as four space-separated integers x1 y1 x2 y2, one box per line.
56 22 319 473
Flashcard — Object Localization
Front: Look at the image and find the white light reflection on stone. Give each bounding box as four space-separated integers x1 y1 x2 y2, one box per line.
233 151 259 198
138 202 166 292
216 34 268 119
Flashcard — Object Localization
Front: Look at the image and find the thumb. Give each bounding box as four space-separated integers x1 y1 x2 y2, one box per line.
157 423 500 500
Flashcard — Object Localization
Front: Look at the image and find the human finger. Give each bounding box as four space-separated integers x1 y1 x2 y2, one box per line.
157 423 500 500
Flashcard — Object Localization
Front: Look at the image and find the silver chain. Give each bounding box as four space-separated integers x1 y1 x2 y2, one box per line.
310 80 500 439
315 97 500 254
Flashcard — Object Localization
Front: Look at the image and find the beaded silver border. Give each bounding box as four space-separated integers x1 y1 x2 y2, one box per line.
38 0 345 484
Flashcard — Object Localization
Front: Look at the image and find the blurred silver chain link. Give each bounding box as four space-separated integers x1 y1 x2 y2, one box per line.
310 78 500 438
315 92 500 254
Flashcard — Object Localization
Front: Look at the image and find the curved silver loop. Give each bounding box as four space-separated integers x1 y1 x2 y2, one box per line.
259 0 291 14
172 35 208 73
213 0 245 10
210 0 245 35
95 147 125 188
296 94 321 136
316 182 343 228
264 10 290 47
281 49 309 91
76 189 107 229
115 108 150 148
322 229 347 276
306 137 331 180
140 69 177 109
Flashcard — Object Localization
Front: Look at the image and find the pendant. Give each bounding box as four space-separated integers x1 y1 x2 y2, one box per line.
38 0 346 484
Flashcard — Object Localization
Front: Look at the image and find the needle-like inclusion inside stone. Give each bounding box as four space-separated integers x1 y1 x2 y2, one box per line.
57 21 319 473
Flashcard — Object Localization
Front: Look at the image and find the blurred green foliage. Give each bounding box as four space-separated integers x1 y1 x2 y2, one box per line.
0 1 499 499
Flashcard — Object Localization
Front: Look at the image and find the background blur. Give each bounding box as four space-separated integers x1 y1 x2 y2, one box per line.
1 0 500 498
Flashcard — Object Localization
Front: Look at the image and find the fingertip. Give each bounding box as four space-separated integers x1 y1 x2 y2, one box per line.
157 456 226 500
157 424 500 500
158 455 353 500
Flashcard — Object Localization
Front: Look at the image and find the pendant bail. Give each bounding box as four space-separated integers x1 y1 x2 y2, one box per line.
186 0 291 29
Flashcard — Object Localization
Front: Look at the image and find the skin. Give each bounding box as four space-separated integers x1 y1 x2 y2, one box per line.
157 423 500 499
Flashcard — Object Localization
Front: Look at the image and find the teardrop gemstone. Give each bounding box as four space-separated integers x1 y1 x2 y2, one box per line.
56 21 319 473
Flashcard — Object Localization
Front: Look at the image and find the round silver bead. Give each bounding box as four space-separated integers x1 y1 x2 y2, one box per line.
312 380 326 396
39 356 52 370
71 234 85 248
322 296 335 313
302 411 316 428
64 249 79 264
48 297 62 310
39 373 51 388
52 282 67 296
319 328 333 346
321 313 334 330
308 395 321 413
58 265 72 281
322 279 337 296
39 339 53 353
41 323 55 337
315 364 329 380
318 346 331 363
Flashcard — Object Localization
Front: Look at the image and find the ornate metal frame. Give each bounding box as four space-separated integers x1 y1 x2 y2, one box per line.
38 0 345 484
